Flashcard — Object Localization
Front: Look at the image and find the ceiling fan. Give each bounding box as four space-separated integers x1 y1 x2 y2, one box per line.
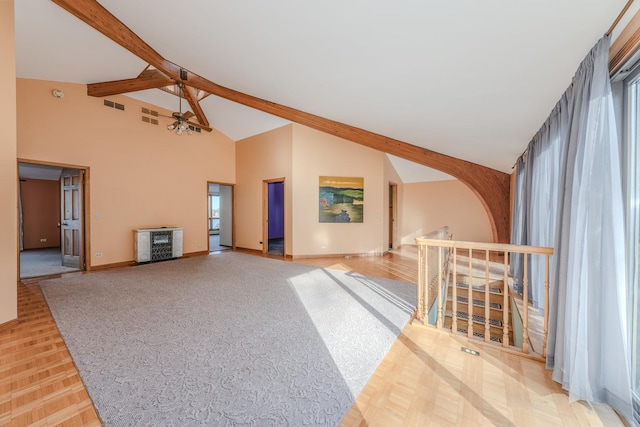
163 82 213 134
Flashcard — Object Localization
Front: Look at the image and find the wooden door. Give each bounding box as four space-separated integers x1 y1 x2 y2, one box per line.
389 183 397 249
60 169 83 269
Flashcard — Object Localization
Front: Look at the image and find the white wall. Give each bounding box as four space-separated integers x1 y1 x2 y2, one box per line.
220 185 233 246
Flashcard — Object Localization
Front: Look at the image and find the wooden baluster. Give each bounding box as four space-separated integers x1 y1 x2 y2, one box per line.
467 249 473 338
452 247 457 334
543 254 550 358
417 244 424 323
484 250 490 342
437 247 443 329
522 253 529 353
502 251 510 347
423 244 429 325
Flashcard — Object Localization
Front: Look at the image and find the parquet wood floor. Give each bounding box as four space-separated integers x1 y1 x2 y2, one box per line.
0 282 100 426
1 247 623 426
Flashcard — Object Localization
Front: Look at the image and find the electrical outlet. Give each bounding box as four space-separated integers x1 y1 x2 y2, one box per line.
40 238 47 243
95 253 103 257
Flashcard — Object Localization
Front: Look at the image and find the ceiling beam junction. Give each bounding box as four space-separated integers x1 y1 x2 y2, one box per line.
52 0 511 243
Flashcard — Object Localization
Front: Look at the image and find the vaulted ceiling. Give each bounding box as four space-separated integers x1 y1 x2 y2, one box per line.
14 0 631 180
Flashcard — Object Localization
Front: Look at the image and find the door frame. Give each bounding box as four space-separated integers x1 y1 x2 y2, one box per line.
206 181 235 252
262 178 286 256
17 159 90 275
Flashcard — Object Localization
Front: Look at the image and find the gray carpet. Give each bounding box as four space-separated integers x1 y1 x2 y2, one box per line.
20 248 80 278
40 252 416 426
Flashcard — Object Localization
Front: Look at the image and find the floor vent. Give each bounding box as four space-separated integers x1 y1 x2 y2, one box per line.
103 99 125 110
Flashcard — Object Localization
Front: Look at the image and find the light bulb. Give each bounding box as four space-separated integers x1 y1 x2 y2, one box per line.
187 128 193 135
176 128 183 135
167 124 175 130
179 123 186 131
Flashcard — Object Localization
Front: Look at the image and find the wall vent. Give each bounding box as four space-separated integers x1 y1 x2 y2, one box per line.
141 107 159 125
141 116 159 125
141 107 158 117
103 99 125 110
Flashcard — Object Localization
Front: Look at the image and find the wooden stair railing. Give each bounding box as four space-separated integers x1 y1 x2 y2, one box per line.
416 238 553 358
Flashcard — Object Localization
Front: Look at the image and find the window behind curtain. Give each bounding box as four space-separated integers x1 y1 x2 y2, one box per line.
623 66 640 422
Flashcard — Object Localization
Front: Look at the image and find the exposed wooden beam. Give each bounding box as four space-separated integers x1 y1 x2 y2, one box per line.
87 69 174 97
52 0 511 242
185 75 511 242
181 84 210 128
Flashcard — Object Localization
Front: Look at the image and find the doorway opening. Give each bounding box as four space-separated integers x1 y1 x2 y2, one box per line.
208 182 234 252
389 182 397 250
264 179 285 256
18 162 87 279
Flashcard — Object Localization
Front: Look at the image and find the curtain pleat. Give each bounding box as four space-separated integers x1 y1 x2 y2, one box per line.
512 35 631 417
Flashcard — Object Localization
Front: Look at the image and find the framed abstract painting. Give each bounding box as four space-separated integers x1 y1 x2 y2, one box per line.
319 176 364 223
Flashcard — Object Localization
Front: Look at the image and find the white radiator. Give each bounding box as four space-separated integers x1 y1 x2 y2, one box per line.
134 227 183 263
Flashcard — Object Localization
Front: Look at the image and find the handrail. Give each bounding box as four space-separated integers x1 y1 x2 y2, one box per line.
416 238 553 255
416 237 553 358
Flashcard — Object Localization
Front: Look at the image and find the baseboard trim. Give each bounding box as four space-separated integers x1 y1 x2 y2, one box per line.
234 247 293 259
89 260 136 272
182 250 209 258
89 251 210 272
292 252 386 260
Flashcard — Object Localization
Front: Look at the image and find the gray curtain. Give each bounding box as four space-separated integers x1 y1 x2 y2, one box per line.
512 35 631 418
510 156 525 295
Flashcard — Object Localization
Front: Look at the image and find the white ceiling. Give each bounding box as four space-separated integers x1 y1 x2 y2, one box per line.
14 0 633 181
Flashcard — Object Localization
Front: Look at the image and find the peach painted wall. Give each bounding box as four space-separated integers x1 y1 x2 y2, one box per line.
235 125 293 253
17 79 235 266
21 179 61 249
0 1 18 324
291 124 386 256
401 180 493 243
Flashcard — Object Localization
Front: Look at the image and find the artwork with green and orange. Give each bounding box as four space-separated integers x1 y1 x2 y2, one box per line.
319 176 364 223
